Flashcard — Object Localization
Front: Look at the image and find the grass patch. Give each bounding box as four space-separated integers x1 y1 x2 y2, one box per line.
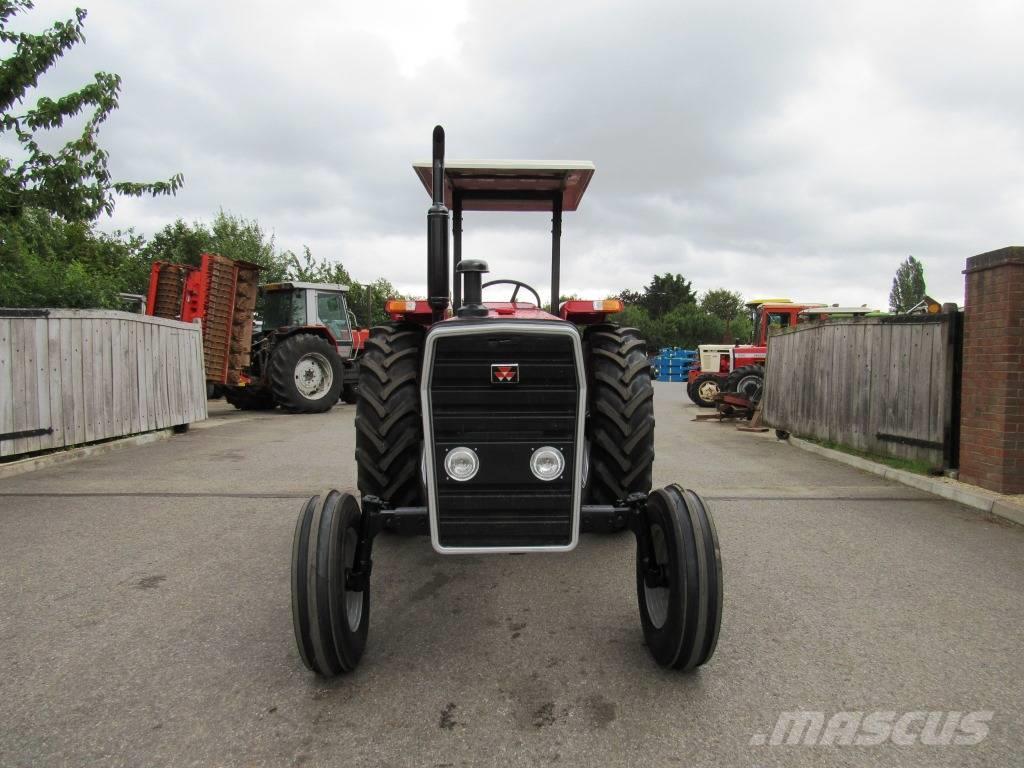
802 437 938 476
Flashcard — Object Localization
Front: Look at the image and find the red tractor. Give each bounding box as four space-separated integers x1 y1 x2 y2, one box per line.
289 126 724 676
686 299 818 408
147 255 367 412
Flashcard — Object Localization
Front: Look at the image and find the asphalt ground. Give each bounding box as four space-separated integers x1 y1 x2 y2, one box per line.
0 383 1021 767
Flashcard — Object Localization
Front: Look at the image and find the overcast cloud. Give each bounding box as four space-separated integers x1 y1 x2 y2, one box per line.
12 0 1024 308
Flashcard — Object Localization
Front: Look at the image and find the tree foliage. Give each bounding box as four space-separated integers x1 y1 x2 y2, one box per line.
612 275 735 350
632 272 696 319
140 213 404 324
142 211 288 282
0 1 182 221
888 255 926 313
700 288 744 322
700 287 752 342
0 206 402 322
0 206 146 307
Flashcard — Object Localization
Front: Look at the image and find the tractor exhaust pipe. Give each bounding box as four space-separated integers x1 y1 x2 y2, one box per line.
426 125 450 322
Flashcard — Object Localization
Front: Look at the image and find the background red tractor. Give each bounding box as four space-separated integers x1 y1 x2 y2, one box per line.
686 299 817 407
147 255 367 412
687 300 882 412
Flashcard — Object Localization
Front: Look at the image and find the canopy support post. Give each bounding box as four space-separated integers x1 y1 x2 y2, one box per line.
452 191 463 311
550 192 562 313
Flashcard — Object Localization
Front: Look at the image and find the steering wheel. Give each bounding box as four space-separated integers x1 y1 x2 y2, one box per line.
481 279 543 307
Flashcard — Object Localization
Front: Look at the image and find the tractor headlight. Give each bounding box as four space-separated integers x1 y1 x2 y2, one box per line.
444 447 479 482
530 446 565 481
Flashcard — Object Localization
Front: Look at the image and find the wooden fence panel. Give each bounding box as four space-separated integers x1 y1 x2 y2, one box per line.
0 319 11 449
0 310 207 458
763 316 959 467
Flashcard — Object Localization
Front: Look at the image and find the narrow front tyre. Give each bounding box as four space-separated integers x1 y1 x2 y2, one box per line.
291 490 370 676
636 485 723 670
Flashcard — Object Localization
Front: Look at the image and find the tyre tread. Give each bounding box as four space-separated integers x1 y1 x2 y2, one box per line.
354 323 424 506
585 324 655 505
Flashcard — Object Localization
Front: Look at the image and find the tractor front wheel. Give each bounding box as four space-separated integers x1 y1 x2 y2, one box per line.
636 485 722 670
269 334 344 413
725 365 764 399
585 324 655 506
291 490 370 676
690 373 721 408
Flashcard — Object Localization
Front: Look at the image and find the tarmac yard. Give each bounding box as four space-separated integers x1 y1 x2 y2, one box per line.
0 383 1021 767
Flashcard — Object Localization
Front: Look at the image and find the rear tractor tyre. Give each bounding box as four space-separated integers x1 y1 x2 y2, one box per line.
223 385 276 411
690 373 722 408
725 365 764 399
354 323 425 509
270 334 345 414
636 484 723 671
291 490 370 677
585 324 655 507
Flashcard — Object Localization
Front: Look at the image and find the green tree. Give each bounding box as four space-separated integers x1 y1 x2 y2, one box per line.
660 304 725 349
699 288 744 323
612 285 735 350
0 1 181 221
616 287 643 307
349 277 400 327
139 213 402 325
0 206 145 307
209 211 287 282
140 211 290 283
889 255 926 313
140 219 209 266
638 273 696 319
700 288 748 342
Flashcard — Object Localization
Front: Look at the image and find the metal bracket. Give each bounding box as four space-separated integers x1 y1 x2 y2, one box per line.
347 495 383 592
624 492 666 587
0 427 53 442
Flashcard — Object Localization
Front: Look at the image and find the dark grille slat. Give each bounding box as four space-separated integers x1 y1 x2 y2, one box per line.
429 329 580 548
434 417 575 441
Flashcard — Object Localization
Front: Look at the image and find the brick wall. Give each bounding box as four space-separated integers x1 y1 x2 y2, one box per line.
959 247 1024 494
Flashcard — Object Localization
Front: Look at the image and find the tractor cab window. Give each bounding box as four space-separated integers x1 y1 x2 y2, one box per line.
766 312 790 330
263 289 306 331
316 291 350 340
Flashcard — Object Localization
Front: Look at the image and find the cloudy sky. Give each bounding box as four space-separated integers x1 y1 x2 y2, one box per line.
12 0 1024 308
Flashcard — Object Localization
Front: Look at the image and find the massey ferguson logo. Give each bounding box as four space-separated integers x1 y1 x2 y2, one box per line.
491 363 519 384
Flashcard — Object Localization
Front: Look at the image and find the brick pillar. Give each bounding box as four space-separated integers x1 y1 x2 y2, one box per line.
959 247 1024 493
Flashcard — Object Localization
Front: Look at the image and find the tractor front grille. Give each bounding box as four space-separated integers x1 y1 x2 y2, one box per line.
424 323 583 551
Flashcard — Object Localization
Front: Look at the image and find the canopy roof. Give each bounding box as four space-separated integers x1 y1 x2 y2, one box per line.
412 159 595 212
262 281 348 292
